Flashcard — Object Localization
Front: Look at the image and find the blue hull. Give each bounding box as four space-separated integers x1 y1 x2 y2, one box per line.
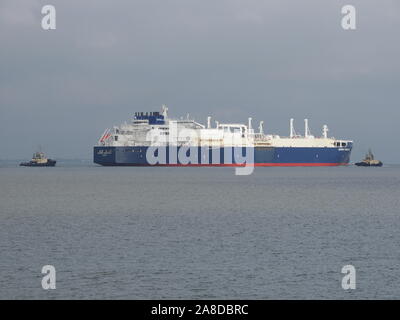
94 145 352 166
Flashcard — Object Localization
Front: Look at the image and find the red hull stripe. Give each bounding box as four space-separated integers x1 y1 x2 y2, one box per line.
132 163 348 167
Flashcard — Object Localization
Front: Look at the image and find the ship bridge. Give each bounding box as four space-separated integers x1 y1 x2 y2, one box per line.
133 111 165 125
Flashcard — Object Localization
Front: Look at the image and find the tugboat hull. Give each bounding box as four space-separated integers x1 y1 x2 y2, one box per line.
20 160 56 167
355 161 382 167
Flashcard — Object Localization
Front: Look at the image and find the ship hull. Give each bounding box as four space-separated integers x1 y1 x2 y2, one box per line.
94 146 352 167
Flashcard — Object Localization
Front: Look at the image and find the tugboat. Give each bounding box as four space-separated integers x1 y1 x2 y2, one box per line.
20 151 56 167
355 149 382 167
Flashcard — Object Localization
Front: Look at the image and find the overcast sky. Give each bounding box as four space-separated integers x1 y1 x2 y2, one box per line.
0 0 399 162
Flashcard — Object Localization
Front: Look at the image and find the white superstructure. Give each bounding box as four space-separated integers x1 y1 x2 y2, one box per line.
98 105 352 149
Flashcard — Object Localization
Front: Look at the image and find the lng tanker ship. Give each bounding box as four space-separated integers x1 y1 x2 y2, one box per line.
94 105 352 166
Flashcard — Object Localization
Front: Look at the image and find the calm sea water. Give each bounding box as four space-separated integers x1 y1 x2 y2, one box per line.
0 161 399 299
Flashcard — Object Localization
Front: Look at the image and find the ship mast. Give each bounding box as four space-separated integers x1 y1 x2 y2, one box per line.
290 118 296 138
161 104 168 119
368 149 374 160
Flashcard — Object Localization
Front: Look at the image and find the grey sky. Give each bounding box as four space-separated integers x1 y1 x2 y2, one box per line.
0 0 399 162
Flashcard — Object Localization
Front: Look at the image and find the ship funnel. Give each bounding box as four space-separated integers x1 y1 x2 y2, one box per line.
248 117 252 130
207 116 211 129
215 121 219 128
